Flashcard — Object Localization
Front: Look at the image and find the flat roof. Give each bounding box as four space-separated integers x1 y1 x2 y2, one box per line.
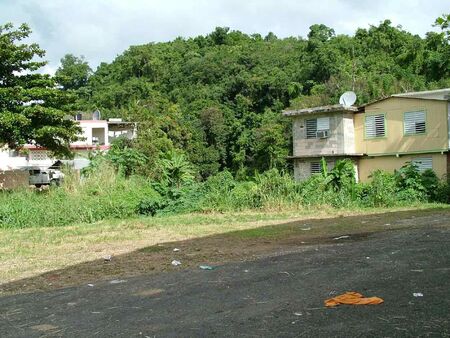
282 104 359 117
287 153 364 159
107 121 136 125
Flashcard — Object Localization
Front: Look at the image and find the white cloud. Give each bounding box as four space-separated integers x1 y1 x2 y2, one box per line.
0 0 446 73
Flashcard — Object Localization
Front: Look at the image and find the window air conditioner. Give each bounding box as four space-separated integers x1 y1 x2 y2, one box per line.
316 130 329 138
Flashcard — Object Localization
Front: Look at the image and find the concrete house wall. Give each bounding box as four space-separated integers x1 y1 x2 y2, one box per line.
291 110 358 180
292 112 356 157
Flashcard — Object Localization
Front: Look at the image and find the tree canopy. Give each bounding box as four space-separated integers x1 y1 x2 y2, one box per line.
55 54 92 90
73 18 448 179
0 23 79 156
2 17 448 175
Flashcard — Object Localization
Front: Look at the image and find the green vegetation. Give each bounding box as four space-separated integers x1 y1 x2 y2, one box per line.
0 164 158 228
1 16 449 229
1 159 448 229
59 16 449 177
55 54 92 91
0 23 79 156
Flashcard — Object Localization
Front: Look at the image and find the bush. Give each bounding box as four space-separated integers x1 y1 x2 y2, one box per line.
394 162 426 200
421 169 440 201
324 159 356 192
435 175 450 203
362 170 397 207
137 197 165 216
299 174 328 206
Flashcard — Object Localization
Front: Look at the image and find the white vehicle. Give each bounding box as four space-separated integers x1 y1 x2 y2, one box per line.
28 167 64 188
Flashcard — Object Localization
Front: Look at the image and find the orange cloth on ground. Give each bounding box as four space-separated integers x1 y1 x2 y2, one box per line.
325 291 384 307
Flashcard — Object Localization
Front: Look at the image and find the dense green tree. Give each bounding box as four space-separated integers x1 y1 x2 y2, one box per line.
423 14 450 83
73 18 449 178
55 54 92 90
0 23 79 156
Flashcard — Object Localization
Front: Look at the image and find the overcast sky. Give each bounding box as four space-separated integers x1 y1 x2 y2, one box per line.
0 0 447 74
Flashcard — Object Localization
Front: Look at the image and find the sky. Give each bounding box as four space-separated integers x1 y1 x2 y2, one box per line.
0 0 447 74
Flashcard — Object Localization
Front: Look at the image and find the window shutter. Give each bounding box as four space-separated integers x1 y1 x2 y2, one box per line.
365 114 385 138
317 117 330 131
310 162 321 174
306 119 317 138
412 157 432 172
404 111 425 135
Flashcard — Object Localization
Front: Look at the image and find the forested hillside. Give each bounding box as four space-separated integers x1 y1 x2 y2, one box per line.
66 19 449 179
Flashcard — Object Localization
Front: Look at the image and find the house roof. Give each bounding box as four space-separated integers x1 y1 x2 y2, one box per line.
283 88 450 117
392 88 450 100
360 88 450 108
282 104 359 117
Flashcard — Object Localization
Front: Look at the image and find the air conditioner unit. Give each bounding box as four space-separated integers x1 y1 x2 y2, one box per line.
316 130 329 138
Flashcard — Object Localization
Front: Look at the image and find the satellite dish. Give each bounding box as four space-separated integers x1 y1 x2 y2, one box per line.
339 91 357 107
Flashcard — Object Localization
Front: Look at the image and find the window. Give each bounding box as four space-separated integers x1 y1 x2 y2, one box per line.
404 111 426 135
306 117 330 139
310 162 321 174
365 114 385 138
411 157 432 172
30 151 49 161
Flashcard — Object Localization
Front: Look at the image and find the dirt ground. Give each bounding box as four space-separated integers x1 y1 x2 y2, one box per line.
0 209 449 337
1 208 449 295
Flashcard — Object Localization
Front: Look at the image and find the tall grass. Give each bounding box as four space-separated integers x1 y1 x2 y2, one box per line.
1 163 448 229
0 164 159 228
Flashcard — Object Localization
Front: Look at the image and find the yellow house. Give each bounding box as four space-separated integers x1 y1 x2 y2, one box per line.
283 88 450 182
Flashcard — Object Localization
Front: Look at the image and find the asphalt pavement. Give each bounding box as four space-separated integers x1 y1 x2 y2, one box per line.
1 226 449 337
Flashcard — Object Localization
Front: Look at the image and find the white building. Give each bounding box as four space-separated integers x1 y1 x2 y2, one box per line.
0 113 136 171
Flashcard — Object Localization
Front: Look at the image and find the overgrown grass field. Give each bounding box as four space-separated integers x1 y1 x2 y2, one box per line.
0 159 448 229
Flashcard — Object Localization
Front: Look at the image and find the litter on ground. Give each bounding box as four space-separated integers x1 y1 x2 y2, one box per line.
325 291 384 307
333 235 350 240
109 279 127 284
301 227 311 231
199 265 214 270
173 248 180 252
171 260 181 266
413 292 423 297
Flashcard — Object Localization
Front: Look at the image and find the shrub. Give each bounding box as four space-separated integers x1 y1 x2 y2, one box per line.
137 197 165 216
324 159 356 192
157 150 195 189
196 171 237 211
421 169 440 201
299 174 329 206
107 138 148 177
363 170 397 207
394 162 426 200
435 175 450 203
